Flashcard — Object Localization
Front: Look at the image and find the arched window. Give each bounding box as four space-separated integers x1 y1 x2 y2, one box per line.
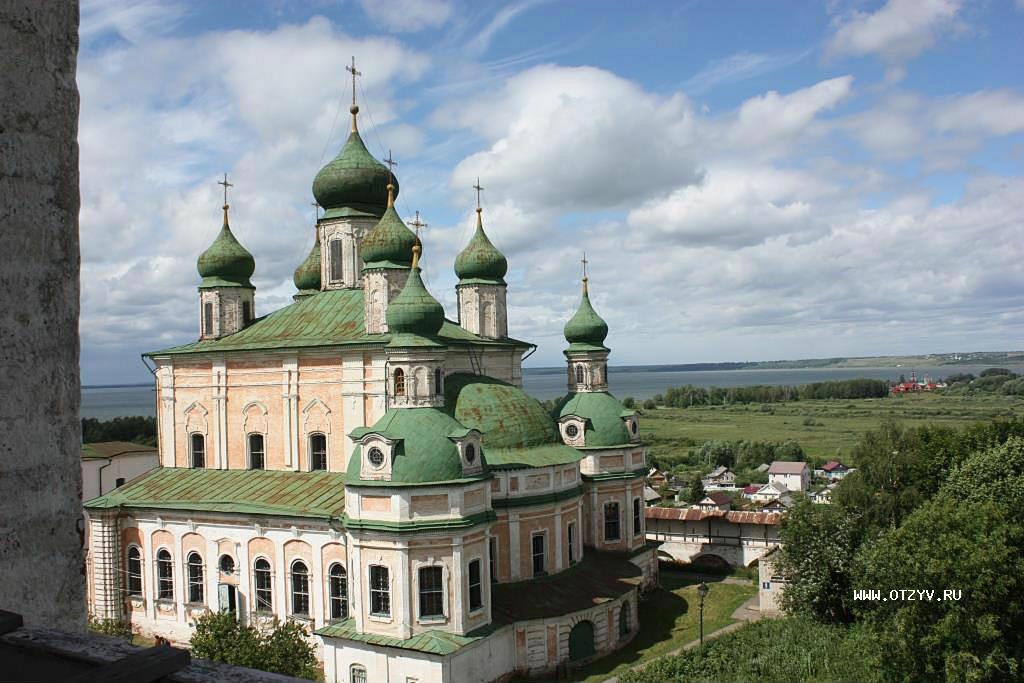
254 558 273 612
434 367 443 396
619 600 632 638
309 433 327 471
248 433 265 470
242 300 252 325
575 364 585 385
329 563 348 621
187 552 204 604
126 547 142 596
190 433 205 469
394 368 405 396
219 554 235 576
329 239 343 282
156 549 173 601
203 302 213 335
291 560 310 616
350 665 367 683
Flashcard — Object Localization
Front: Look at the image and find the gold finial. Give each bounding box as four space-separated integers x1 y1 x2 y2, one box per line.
581 252 589 294
218 173 234 225
411 243 422 269
383 150 398 208
346 56 362 131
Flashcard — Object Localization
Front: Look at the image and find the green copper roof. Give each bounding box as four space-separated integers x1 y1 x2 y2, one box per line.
346 407 487 486
316 618 501 656
312 128 397 220
146 288 530 356
84 468 347 520
445 373 582 469
454 210 507 284
293 234 321 295
555 391 635 448
564 283 608 351
197 207 255 289
386 264 446 346
361 201 417 270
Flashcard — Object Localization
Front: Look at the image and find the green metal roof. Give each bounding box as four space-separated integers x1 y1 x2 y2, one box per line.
555 391 635 448
316 618 501 656
454 211 507 284
197 208 255 289
445 373 582 469
312 127 396 220
347 407 488 486
81 442 157 461
146 289 529 356
563 285 608 351
84 468 347 520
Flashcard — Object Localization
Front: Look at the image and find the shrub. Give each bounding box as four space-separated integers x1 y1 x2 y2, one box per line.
190 612 318 680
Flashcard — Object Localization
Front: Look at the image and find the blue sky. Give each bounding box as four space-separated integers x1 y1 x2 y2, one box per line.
78 0 1024 385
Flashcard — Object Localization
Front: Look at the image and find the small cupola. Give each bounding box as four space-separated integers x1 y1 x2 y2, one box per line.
361 182 418 270
563 258 611 393
564 275 609 351
455 207 507 284
197 204 255 289
293 232 321 299
455 180 509 340
385 244 445 343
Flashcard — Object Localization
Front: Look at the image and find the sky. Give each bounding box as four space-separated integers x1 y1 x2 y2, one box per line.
78 0 1024 385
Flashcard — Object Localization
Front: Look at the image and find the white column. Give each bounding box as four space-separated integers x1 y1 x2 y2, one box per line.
452 536 464 634
350 537 364 632
397 540 411 639
590 487 599 547
281 355 299 470
236 538 250 623
553 507 563 572
508 512 521 580
310 540 325 628
206 538 219 611
213 358 227 469
275 537 288 621
159 363 176 467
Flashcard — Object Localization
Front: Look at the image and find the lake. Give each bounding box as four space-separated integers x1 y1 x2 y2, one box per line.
81 364 1024 420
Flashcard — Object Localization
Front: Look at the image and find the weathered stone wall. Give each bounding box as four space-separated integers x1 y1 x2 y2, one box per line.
0 0 85 631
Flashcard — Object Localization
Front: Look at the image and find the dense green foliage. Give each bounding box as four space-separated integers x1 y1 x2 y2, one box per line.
189 611 318 680
943 367 1024 396
655 378 889 408
87 616 133 640
620 616 882 683
81 415 157 446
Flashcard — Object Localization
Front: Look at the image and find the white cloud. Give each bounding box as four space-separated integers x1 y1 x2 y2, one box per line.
80 0 185 44
826 0 963 63
932 89 1024 136
684 50 811 95
358 0 454 33
466 0 548 55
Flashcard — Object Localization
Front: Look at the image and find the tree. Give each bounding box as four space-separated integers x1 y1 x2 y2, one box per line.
642 398 657 410
621 396 635 408
190 612 318 680
775 498 858 623
688 477 705 503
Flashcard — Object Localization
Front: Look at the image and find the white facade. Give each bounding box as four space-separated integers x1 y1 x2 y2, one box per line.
82 450 159 501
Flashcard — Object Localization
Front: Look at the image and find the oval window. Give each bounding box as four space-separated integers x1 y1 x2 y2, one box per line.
630 420 638 435
465 443 476 463
565 424 579 438
368 447 386 468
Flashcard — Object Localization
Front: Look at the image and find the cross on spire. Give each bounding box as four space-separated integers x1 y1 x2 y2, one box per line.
473 177 484 210
409 210 427 239
346 56 361 108
383 149 398 185
581 252 589 280
218 173 233 207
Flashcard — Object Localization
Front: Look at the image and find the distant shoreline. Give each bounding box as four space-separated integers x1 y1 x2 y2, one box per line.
83 351 1024 387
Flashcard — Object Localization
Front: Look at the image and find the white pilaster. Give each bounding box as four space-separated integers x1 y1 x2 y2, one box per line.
213 357 227 469
452 536 464 634
397 540 411 639
275 541 288 621
554 507 563 572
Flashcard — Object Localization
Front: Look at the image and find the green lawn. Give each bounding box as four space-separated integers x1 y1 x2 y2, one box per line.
641 392 1024 463
565 570 755 683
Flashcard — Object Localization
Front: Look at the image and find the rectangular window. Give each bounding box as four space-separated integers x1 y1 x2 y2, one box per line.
532 533 546 576
418 566 444 619
254 560 273 612
329 240 343 282
190 433 205 469
248 434 265 470
309 433 327 471
242 300 252 325
468 560 483 611
604 502 621 541
156 551 173 601
633 497 642 537
489 537 498 584
203 302 213 335
115 477 125 488
126 549 142 596
369 565 390 617
568 522 576 565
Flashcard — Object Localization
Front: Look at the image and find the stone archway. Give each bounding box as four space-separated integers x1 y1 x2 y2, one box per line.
568 620 595 662
691 553 730 569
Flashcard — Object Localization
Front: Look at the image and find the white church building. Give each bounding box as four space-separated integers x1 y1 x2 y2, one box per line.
85 92 656 683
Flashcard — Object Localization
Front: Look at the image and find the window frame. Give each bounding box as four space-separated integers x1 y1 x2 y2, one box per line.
329 239 343 283
219 554 235 576
350 665 367 683
531 532 546 577
254 557 273 613
604 501 621 541
489 536 498 584
575 364 585 384
248 433 265 470
290 560 310 617
309 432 327 471
186 551 204 604
242 300 252 325
417 565 445 621
203 301 213 335
369 565 391 618
156 548 174 601
568 521 577 565
126 546 143 597
633 497 643 537
468 559 483 612
394 368 406 396
328 563 348 621
190 432 205 469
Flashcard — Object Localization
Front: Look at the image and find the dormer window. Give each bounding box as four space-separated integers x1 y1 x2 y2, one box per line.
565 424 579 439
465 443 476 464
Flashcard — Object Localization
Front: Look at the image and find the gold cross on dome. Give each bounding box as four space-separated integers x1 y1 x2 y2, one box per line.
346 56 361 107
409 211 427 239
217 173 233 205
473 177 484 209
383 149 398 179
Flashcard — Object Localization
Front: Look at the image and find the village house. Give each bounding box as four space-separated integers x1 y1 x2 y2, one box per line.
694 492 731 512
750 481 789 504
702 466 736 490
818 461 852 480
768 461 810 492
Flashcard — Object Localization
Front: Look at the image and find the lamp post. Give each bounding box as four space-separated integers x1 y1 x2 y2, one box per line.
697 581 709 648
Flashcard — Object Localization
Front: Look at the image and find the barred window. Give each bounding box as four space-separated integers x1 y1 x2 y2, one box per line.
291 561 310 616
156 549 173 601
418 566 444 619
350 666 367 683
468 560 483 611
394 368 406 396
309 433 327 471
187 552 204 604
126 547 142 596
329 563 348 621
619 601 632 638
254 558 273 612
369 565 390 617
203 302 213 335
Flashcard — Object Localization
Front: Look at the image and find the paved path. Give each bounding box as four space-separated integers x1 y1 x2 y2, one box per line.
599 593 763 683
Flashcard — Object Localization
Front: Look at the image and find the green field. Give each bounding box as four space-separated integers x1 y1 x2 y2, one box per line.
641 392 1024 464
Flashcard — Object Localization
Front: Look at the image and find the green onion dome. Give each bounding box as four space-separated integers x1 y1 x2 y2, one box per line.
454 208 507 283
386 245 445 342
361 184 418 269
292 233 321 295
312 110 397 219
563 279 608 349
197 205 255 288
